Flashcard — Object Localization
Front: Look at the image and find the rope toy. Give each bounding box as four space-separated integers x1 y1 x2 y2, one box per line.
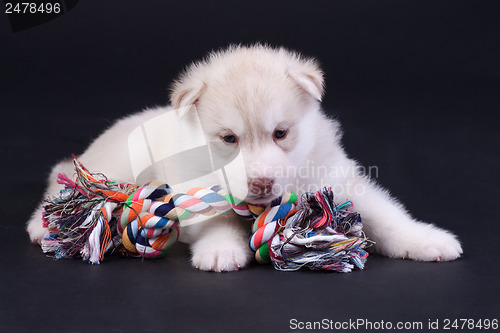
42 159 369 272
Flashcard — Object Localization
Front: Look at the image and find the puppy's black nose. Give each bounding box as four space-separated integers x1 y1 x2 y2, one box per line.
249 177 274 195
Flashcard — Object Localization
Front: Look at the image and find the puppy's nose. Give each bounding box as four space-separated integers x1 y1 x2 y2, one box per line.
249 177 275 195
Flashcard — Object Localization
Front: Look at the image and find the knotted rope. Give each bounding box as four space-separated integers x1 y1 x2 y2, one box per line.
42 159 369 272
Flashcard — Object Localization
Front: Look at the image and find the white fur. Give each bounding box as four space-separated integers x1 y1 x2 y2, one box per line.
27 45 462 271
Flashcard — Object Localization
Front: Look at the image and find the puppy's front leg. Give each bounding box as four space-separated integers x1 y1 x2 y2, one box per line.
184 216 252 272
345 177 463 261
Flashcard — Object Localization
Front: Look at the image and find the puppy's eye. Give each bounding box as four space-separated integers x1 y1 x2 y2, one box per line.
222 134 237 144
273 129 288 140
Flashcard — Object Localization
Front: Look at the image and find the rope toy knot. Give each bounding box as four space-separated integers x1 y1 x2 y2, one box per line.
117 182 179 258
248 188 369 272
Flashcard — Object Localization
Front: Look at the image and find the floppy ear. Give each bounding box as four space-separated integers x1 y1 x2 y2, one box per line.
170 77 206 110
287 59 325 101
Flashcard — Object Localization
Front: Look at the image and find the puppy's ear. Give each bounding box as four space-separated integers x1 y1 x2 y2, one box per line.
287 59 325 101
170 78 206 109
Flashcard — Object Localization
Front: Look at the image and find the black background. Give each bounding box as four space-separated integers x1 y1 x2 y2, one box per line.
1 1 499 332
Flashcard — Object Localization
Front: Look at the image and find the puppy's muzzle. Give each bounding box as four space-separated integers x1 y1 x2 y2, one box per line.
248 177 274 195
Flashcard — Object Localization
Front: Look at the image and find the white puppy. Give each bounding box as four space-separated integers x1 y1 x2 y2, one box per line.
27 45 462 271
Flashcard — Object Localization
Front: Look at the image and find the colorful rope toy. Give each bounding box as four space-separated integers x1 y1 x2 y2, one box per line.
42 159 369 272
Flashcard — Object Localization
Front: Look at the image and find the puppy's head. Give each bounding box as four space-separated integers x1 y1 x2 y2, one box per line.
170 45 324 204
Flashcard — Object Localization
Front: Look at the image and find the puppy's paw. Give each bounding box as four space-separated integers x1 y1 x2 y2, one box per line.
392 225 463 262
191 236 251 272
408 228 462 261
27 217 49 245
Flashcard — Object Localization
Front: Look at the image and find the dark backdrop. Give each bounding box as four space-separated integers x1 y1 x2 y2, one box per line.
1 1 499 332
